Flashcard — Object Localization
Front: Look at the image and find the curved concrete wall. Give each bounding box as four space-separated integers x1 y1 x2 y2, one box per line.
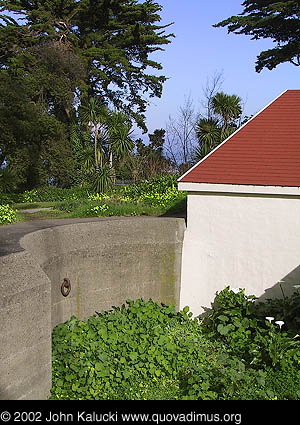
0 217 185 400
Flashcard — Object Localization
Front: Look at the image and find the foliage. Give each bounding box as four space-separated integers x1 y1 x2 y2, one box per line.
14 187 89 203
50 300 195 400
202 286 300 369
134 129 173 180
0 167 17 193
211 92 242 132
1 0 174 131
195 92 242 161
115 174 186 209
2 175 185 219
88 193 110 202
254 286 300 335
214 1 300 72
51 293 300 400
90 165 115 194
0 1 173 190
0 204 17 225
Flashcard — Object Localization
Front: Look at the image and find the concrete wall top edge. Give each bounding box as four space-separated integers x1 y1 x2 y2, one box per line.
20 217 186 263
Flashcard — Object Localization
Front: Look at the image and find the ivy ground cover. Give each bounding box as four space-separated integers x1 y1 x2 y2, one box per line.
51 289 300 400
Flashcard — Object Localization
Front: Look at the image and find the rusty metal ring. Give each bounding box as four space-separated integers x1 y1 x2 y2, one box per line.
61 278 71 297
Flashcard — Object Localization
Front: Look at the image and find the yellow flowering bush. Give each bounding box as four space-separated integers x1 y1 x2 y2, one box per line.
88 193 110 201
89 204 109 216
0 204 17 224
139 186 184 208
22 189 39 203
116 175 186 208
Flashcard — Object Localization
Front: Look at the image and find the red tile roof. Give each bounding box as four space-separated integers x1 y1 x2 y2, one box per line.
179 90 300 187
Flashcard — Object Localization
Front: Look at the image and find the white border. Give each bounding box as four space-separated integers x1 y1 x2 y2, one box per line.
177 89 288 182
178 182 300 196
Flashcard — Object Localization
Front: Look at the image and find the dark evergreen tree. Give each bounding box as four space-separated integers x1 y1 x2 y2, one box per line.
1 0 173 129
214 1 300 72
0 1 173 188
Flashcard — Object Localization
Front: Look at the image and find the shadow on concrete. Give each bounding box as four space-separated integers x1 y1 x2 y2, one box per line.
198 264 300 328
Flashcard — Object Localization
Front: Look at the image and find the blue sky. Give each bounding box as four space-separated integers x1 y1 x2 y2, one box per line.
141 0 299 136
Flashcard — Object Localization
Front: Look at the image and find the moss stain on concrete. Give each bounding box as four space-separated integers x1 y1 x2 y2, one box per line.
159 248 178 308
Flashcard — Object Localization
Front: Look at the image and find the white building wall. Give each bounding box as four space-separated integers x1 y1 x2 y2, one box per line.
180 191 300 315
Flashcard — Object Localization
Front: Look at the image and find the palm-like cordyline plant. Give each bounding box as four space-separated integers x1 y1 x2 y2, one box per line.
212 92 242 134
81 98 108 169
195 92 242 161
195 118 221 159
107 111 134 168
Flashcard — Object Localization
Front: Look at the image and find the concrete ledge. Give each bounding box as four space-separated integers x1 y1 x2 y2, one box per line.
0 217 185 400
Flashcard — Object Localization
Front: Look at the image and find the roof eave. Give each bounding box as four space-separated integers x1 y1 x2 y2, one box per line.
178 182 300 196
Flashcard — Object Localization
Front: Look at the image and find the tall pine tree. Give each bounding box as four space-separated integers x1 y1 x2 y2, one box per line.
1 0 174 129
214 1 300 72
0 1 173 188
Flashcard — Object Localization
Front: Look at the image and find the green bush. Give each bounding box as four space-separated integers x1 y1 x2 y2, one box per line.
254 288 300 334
264 365 300 400
201 286 300 369
202 287 259 359
50 300 222 400
20 187 90 203
51 294 300 400
116 174 185 208
0 193 20 204
0 204 17 225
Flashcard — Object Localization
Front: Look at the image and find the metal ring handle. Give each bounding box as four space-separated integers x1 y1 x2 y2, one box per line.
61 278 71 297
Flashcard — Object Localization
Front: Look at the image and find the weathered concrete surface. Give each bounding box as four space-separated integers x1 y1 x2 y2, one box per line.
0 216 130 257
0 251 51 400
0 216 185 400
21 217 185 326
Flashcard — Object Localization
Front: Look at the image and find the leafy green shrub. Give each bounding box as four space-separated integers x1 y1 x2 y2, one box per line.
51 294 300 400
19 187 90 203
50 300 221 400
90 166 115 194
88 193 110 201
89 204 109 216
202 287 259 359
0 204 17 224
264 365 300 400
202 286 300 369
116 174 186 208
182 355 268 400
254 288 300 335
0 194 14 205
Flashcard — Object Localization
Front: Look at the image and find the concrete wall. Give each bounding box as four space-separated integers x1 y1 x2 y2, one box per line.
180 192 300 315
0 217 185 400
0 251 51 400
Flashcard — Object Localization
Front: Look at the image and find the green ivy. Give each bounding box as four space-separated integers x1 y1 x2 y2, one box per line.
51 294 300 400
50 300 218 400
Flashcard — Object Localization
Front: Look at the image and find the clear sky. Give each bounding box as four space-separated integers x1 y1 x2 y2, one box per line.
141 0 299 136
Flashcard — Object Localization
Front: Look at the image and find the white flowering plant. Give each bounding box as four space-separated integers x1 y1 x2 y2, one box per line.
202 286 300 369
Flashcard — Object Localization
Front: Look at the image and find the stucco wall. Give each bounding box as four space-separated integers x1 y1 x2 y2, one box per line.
180 192 300 315
0 217 185 400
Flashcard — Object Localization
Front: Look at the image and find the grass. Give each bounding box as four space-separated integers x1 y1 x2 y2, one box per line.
14 201 65 209
11 196 187 222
